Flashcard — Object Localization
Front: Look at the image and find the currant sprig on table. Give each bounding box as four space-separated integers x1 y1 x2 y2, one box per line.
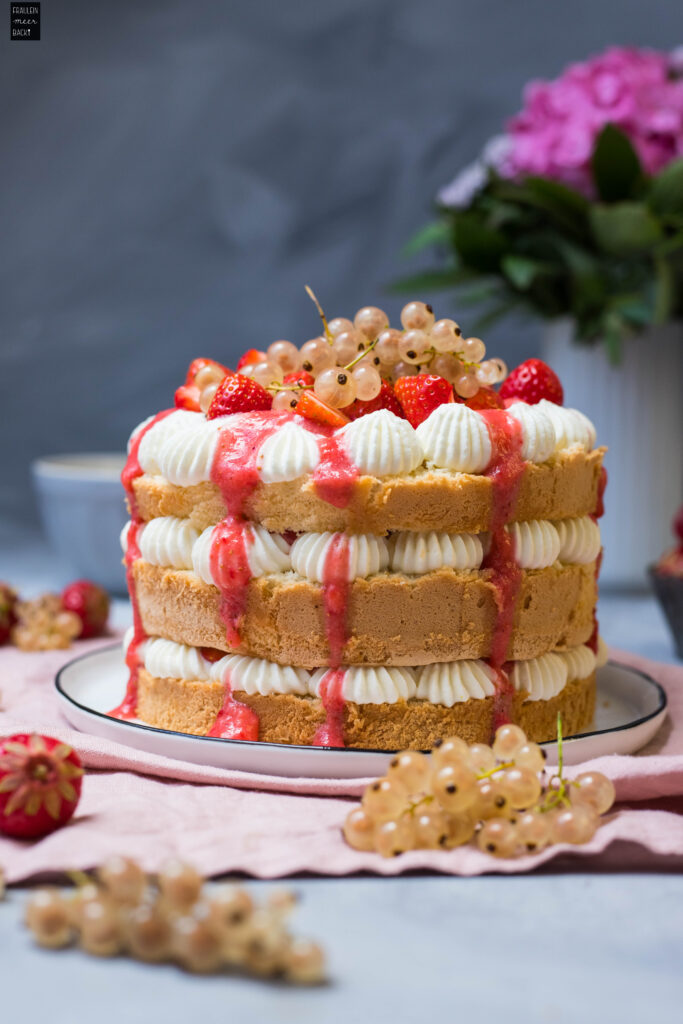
23 858 326 984
344 718 616 858
193 290 509 415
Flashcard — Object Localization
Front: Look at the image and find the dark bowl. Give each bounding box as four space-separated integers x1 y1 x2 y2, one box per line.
649 565 683 660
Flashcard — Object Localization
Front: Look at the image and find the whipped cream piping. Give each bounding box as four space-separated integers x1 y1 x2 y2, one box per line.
136 410 202 475
339 410 424 476
510 651 568 702
415 660 496 706
192 523 291 583
415 403 492 473
256 421 320 483
556 516 602 565
558 644 597 682
290 532 390 582
156 417 225 487
210 654 310 696
536 400 596 452
133 516 200 570
131 634 593 704
506 402 556 463
506 519 561 570
390 531 484 573
309 665 417 704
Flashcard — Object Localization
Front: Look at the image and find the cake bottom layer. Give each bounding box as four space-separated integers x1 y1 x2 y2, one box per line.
136 668 596 749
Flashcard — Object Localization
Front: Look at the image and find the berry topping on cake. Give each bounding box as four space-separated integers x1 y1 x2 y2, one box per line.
0 582 18 645
236 349 266 372
174 384 201 411
295 390 350 428
0 733 83 839
499 359 564 406
207 373 273 418
394 374 454 428
61 580 110 639
284 370 315 388
465 386 505 411
345 379 406 421
185 358 229 387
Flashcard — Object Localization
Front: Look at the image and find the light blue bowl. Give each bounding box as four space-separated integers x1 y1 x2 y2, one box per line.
32 454 128 594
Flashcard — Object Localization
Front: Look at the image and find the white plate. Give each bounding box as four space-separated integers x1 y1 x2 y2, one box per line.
56 645 668 779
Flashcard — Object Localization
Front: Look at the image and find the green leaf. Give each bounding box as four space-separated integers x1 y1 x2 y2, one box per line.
501 254 551 290
401 220 452 257
591 124 643 202
648 158 683 217
653 256 675 323
603 313 623 364
388 269 463 294
589 202 662 254
452 213 507 273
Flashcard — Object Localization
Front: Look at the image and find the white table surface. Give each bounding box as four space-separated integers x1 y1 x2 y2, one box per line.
2 529 682 1023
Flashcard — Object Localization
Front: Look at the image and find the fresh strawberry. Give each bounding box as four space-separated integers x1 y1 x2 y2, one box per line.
0 583 18 645
344 379 406 421
61 580 110 639
465 386 505 411
284 370 315 388
174 384 202 411
295 390 350 429
394 374 454 428
184 357 229 387
207 373 272 418
0 733 83 839
236 349 267 372
499 358 564 405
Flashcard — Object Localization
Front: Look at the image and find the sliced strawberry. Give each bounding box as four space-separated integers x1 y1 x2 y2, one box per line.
174 384 202 412
465 386 505 411
344 379 406 421
499 358 564 405
236 349 267 372
207 373 272 418
283 370 315 389
394 374 454 428
295 390 350 429
185 357 229 387
0 733 83 839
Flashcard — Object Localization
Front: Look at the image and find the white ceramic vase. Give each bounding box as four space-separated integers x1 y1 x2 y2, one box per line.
541 319 683 589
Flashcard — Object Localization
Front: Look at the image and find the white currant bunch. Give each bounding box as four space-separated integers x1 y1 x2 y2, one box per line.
343 719 616 859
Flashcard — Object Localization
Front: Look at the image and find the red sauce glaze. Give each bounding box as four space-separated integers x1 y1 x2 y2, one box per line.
322 533 350 670
310 435 359 509
207 670 259 742
209 516 253 649
111 409 174 720
587 467 607 653
312 669 347 747
479 410 526 735
210 410 291 517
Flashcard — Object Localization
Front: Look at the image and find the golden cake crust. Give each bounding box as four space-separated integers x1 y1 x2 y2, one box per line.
136 669 595 749
132 559 597 668
132 447 605 535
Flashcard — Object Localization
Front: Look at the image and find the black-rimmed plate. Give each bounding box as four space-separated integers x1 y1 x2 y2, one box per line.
55 645 667 779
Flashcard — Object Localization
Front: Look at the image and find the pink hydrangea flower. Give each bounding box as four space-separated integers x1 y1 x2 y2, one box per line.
504 47 683 195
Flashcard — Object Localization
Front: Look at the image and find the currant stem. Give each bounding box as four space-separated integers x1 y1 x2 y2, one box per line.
305 285 332 343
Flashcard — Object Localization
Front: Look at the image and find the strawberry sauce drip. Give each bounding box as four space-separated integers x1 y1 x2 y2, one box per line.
210 410 291 517
209 516 254 649
479 410 526 734
311 435 359 508
587 466 607 654
322 533 351 669
207 669 259 742
111 409 174 720
312 669 347 747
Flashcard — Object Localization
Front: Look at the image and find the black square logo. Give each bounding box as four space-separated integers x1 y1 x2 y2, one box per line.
10 3 40 39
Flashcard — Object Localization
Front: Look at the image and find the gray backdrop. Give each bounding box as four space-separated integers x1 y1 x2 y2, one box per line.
1 0 680 529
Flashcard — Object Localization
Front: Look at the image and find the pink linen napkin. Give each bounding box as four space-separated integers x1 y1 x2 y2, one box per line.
1 638 682 883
